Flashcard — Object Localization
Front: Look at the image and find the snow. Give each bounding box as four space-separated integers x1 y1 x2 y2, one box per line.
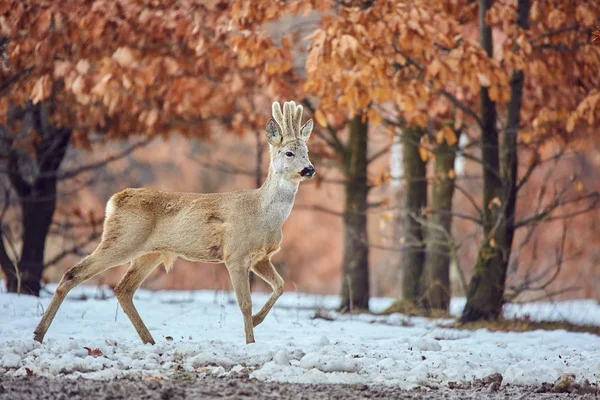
1 284 599 388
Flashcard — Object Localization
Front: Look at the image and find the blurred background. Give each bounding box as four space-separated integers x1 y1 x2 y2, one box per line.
1 1 599 320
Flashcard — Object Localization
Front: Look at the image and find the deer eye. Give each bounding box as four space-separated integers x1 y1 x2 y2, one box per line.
285 152 295 157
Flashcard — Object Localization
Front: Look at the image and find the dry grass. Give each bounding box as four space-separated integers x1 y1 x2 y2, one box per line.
380 299 450 318
448 318 600 335
380 300 600 335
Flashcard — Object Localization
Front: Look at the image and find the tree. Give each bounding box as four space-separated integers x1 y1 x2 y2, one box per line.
462 0 600 321
419 128 461 312
295 0 600 317
338 115 370 310
0 0 287 295
399 128 427 305
232 0 381 311
461 0 508 321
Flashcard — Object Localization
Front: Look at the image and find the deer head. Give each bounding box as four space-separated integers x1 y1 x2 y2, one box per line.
265 101 315 182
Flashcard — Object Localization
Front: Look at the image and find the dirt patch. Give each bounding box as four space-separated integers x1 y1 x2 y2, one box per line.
0 375 597 400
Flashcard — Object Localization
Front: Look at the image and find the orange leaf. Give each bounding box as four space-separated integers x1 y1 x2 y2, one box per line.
547 9 566 30
428 59 442 77
315 109 328 127
35 9 53 37
418 146 429 162
477 73 491 88
443 127 457 146
566 116 575 133
112 47 135 67
31 75 52 104
488 197 502 210
436 130 444 144
83 347 103 357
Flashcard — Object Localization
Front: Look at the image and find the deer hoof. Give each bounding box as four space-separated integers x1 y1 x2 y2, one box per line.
33 329 45 343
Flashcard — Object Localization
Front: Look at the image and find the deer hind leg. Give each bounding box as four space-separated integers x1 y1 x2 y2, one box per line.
114 253 162 345
226 261 255 344
33 243 138 343
251 258 284 328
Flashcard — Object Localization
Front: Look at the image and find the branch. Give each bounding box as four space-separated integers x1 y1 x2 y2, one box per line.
515 192 600 229
516 149 565 192
367 143 392 164
44 230 101 268
301 99 346 156
529 24 580 42
58 139 152 180
391 43 482 127
194 158 257 177
0 67 35 95
532 42 588 52
6 151 32 197
454 183 484 219
0 184 18 289
439 89 482 127
294 204 344 217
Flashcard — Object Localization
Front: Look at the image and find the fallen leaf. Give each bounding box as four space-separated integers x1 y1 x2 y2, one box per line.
166 336 174 342
83 347 103 357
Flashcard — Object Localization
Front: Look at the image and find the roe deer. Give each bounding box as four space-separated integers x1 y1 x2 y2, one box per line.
33 100 315 344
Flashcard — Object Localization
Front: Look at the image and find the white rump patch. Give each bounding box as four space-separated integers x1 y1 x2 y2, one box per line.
105 198 116 219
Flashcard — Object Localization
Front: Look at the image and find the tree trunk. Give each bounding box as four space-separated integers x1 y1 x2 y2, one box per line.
0 232 19 292
461 0 530 322
1 103 72 296
500 0 529 268
400 128 427 304
339 115 370 311
13 178 58 296
419 133 459 312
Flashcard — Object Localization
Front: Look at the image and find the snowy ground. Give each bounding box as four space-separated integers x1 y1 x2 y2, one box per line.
1 284 599 389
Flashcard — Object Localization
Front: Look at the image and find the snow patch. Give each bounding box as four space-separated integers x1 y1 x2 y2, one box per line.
1 286 600 388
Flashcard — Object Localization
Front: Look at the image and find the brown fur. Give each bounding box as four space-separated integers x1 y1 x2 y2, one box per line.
33 101 315 345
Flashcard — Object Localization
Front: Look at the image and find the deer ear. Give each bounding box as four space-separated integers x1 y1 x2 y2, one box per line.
300 119 313 141
266 118 282 146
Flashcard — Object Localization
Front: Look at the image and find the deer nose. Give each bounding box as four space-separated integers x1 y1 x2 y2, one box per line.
301 166 315 177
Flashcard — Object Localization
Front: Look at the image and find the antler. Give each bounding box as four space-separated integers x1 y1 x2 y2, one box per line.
272 101 304 138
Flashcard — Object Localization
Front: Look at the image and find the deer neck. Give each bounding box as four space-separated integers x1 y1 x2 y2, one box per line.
259 164 299 227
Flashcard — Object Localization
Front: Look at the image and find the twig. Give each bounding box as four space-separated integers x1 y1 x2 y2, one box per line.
59 139 152 180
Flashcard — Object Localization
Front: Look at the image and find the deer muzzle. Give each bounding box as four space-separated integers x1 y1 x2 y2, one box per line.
300 166 316 178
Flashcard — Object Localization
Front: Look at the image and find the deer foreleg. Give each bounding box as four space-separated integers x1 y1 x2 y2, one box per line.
251 258 284 328
226 261 255 344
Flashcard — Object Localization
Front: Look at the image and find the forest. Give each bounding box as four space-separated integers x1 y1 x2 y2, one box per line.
2 1 600 397
0 0 599 323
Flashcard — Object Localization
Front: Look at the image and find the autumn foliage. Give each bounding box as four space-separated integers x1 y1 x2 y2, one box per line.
0 0 301 147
